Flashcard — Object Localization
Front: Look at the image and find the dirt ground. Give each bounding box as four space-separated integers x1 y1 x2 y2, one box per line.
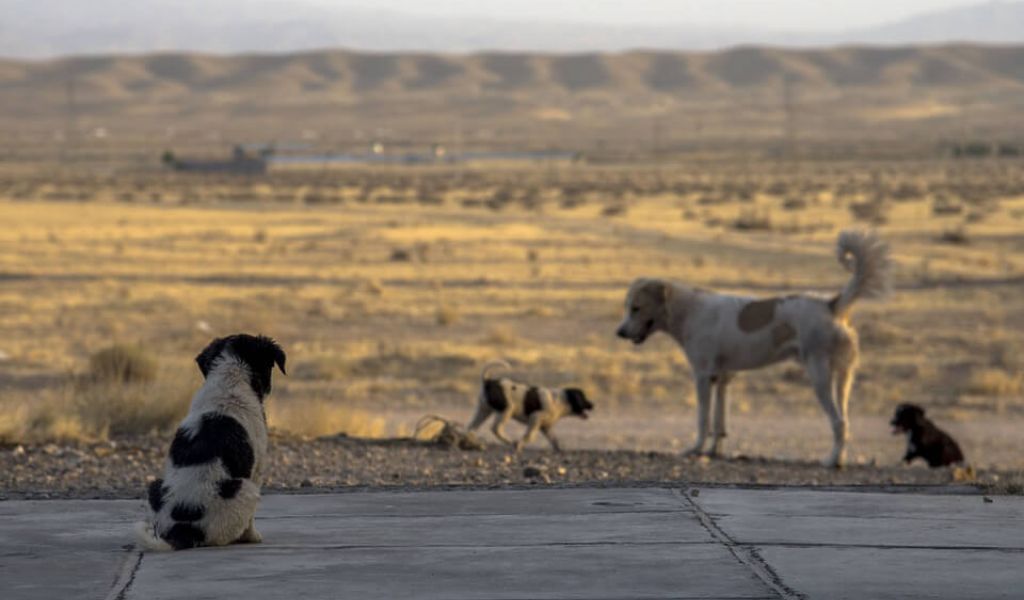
2 410 1021 502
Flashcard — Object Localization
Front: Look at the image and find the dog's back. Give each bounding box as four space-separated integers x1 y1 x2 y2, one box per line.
142 400 266 549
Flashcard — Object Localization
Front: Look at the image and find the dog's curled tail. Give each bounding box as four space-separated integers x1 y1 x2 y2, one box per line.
480 360 511 382
830 230 891 317
134 521 173 552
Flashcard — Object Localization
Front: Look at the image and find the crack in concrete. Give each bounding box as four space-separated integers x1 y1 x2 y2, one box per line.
104 549 142 600
677 488 805 600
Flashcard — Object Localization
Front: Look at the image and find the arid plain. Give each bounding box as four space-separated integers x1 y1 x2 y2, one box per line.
1 45 1022 496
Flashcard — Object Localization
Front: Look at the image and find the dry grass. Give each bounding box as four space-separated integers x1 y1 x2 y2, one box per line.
0 160 1021 448
0 368 195 443
268 397 387 439
964 368 1023 397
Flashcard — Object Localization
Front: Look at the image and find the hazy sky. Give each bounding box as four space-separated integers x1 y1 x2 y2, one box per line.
311 0 978 30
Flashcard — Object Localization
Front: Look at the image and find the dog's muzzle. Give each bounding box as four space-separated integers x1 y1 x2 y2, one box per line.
616 320 653 345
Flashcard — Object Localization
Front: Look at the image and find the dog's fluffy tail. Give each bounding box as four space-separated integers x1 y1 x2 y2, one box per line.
480 360 511 381
830 230 891 317
134 521 173 552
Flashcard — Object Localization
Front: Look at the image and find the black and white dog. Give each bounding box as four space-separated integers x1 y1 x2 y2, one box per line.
135 334 286 551
467 361 594 452
890 403 964 468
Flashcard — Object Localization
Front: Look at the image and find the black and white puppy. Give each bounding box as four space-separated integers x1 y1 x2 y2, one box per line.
135 334 286 551
890 403 964 468
467 361 594 452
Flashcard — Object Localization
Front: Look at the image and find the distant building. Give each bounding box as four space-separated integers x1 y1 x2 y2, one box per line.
164 145 267 174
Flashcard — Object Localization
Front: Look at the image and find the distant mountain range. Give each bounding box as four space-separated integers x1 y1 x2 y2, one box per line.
2 44 1021 156
1 0 1023 57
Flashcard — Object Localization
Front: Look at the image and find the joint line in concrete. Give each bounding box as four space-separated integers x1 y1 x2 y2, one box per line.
675 488 805 600
104 549 143 600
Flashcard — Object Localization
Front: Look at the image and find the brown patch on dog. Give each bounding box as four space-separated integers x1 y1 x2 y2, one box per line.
737 298 779 332
771 323 796 347
523 387 542 416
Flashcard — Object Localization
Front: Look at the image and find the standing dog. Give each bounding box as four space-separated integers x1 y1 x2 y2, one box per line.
616 230 889 467
135 334 286 550
890 403 964 467
467 361 594 452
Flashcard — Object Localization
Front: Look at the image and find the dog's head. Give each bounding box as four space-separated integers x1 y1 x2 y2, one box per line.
563 388 594 420
195 334 287 399
890 403 925 434
616 278 672 345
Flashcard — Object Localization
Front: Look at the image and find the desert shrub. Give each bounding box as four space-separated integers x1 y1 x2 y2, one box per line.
732 208 773 231
436 304 460 326
601 204 627 217
938 225 969 245
849 199 888 224
88 344 158 384
782 197 808 210
964 367 1022 397
389 248 412 262
483 325 518 346
931 196 963 215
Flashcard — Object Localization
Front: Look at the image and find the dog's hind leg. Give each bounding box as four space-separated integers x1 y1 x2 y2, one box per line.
807 357 844 467
466 405 491 432
709 374 732 457
833 365 854 447
490 412 515 446
683 375 713 457
237 516 262 544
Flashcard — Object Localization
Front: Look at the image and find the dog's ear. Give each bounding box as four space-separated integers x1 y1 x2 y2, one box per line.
195 336 230 378
229 334 287 399
638 278 672 307
564 388 593 416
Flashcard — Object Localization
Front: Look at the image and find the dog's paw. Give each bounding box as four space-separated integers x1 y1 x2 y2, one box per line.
820 456 844 469
513 441 525 454
681 446 705 458
237 529 263 544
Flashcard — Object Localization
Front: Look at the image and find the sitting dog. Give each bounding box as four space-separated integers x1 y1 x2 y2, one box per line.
135 334 286 551
890 403 964 467
467 361 593 452
616 230 890 467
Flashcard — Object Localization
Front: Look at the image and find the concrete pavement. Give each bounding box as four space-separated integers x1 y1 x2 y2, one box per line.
1 486 1021 600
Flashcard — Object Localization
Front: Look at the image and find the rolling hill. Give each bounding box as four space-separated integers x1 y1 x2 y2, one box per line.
2 45 1023 158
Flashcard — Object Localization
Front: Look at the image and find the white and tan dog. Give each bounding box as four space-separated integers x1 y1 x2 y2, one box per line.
467 361 594 452
616 230 889 467
135 334 286 550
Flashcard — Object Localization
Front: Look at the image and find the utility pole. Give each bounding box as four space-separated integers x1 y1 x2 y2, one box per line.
60 74 78 164
781 73 798 167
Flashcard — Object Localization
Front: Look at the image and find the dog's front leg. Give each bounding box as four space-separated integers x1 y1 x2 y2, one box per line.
540 424 561 452
709 374 731 457
683 375 712 457
516 417 543 453
491 412 515 447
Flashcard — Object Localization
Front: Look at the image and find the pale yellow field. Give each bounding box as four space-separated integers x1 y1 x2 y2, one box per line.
0 162 1021 466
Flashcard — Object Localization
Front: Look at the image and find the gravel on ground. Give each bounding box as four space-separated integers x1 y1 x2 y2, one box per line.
0 432 1013 501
